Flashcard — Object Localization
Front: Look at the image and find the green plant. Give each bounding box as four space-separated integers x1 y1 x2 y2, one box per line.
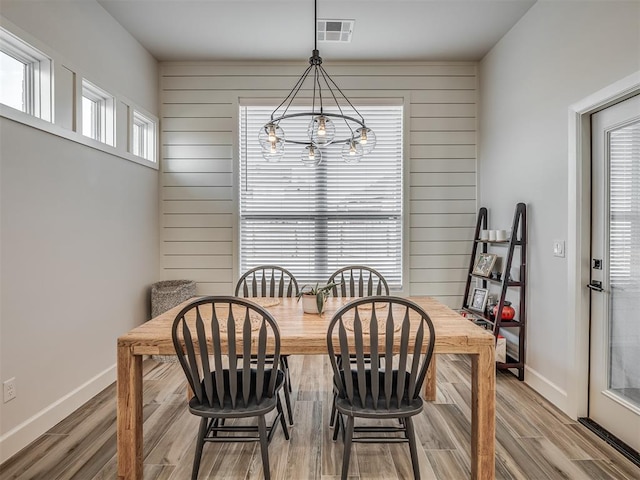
296 282 340 313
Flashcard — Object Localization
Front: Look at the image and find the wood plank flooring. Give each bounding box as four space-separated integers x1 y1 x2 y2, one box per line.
1 354 639 479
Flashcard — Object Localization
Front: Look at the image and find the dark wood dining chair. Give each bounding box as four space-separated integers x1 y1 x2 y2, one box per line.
327 265 389 298
326 296 436 480
326 265 390 428
172 296 289 480
235 265 299 425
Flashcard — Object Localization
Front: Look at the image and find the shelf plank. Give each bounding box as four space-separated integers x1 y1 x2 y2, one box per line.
475 239 524 246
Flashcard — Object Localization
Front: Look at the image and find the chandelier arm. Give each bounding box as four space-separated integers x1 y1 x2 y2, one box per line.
319 64 366 125
270 111 364 144
318 66 355 138
312 66 318 115
271 64 314 121
314 65 325 114
270 112 364 126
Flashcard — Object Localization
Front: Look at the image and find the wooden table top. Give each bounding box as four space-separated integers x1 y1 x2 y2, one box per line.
118 296 494 356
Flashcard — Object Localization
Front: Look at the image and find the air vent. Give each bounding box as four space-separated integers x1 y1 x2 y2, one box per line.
317 19 354 43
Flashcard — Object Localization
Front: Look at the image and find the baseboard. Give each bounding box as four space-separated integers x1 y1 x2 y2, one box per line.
0 364 116 464
524 365 569 415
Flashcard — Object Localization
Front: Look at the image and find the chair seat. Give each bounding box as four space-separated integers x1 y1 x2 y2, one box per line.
334 369 423 418
335 395 423 418
189 369 285 418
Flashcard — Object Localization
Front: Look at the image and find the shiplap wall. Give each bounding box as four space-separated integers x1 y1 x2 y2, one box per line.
160 62 476 308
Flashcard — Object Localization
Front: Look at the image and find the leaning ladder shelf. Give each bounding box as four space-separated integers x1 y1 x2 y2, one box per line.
462 203 527 380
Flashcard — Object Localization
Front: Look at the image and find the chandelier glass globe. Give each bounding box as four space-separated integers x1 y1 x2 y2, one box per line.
301 144 322 167
261 138 285 162
354 127 376 155
258 123 285 150
341 140 363 164
307 115 336 145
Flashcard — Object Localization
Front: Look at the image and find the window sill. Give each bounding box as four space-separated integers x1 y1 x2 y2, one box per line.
0 105 159 171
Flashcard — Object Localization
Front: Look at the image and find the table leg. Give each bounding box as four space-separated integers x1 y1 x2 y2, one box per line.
424 354 437 401
471 345 495 480
117 345 143 480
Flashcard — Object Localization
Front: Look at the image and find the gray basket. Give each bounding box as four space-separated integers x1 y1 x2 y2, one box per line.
150 280 196 362
151 279 196 318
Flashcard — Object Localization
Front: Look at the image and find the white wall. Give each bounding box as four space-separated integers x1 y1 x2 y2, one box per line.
479 0 640 411
0 1 160 462
0 0 158 114
159 62 478 305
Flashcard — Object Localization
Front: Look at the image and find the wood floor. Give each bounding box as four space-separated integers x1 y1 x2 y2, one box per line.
1 354 639 480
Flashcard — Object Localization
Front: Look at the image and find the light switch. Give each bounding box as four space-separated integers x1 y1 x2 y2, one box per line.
553 240 565 258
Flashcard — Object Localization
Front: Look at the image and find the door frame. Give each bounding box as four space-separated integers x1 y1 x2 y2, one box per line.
567 70 640 420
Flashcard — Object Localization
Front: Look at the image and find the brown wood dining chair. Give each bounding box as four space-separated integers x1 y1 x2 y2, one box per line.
326 296 436 480
235 265 299 425
172 296 290 480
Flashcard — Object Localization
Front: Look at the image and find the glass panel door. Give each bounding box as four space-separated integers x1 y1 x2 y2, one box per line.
589 94 640 452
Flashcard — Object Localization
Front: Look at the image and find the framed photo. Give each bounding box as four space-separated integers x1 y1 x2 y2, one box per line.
469 287 489 312
472 253 498 277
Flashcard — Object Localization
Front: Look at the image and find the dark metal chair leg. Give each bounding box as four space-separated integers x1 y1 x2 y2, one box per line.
279 356 294 425
282 356 292 392
282 380 294 425
333 410 341 441
329 391 337 427
405 416 420 480
341 415 355 480
276 396 290 440
258 415 271 480
191 417 208 480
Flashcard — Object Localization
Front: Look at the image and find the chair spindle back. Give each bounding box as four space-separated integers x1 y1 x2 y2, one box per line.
327 296 435 410
327 265 389 298
172 296 281 409
235 265 299 298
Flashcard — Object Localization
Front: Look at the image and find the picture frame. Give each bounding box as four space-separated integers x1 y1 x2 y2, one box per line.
469 287 489 312
472 253 498 277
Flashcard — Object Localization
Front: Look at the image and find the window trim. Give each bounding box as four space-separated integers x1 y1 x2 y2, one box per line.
0 26 52 121
131 108 157 162
82 79 115 147
0 19 158 170
238 100 406 290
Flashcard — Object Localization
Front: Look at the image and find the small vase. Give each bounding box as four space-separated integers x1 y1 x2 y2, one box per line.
302 294 324 314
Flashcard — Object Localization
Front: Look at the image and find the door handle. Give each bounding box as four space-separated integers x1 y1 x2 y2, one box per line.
587 281 604 292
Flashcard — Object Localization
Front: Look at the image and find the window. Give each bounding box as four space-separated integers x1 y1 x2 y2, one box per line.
0 27 52 121
239 104 403 289
609 120 640 285
82 79 114 146
131 109 156 162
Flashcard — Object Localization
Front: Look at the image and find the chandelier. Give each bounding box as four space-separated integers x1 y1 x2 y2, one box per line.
259 0 376 166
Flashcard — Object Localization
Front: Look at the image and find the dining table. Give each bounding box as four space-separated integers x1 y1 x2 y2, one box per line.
116 295 495 480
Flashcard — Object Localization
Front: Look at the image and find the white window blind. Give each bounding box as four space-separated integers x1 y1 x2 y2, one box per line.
239 104 403 288
609 120 640 286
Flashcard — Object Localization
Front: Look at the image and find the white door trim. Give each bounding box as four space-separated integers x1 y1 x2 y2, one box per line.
567 70 640 420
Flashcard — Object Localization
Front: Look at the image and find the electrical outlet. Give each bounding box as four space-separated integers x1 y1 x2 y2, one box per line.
3 378 16 403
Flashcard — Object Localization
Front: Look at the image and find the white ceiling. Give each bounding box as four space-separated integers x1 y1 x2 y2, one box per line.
97 0 536 62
